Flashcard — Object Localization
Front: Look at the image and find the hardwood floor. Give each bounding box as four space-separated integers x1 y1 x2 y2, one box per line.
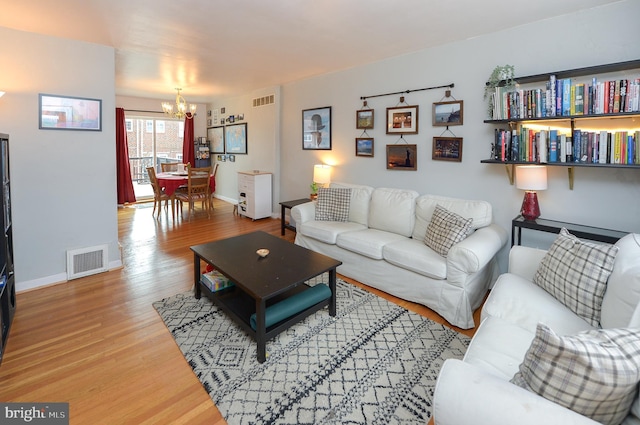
0 199 480 424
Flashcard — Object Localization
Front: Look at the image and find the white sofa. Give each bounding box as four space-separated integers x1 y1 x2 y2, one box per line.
291 182 508 329
434 232 640 425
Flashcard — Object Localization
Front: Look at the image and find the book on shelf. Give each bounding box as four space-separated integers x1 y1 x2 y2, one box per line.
549 130 558 162
491 127 639 166
201 269 235 292
489 74 640 120
548 75 557 117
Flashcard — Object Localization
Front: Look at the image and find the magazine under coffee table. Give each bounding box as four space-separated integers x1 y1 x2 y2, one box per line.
191 231 342 363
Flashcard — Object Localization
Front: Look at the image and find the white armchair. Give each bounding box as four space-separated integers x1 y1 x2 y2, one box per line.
434 233 640 425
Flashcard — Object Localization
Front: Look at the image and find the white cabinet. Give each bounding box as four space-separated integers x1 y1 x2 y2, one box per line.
238 171 272 220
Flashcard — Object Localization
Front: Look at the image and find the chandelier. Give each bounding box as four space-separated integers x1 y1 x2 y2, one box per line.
161 88 197 119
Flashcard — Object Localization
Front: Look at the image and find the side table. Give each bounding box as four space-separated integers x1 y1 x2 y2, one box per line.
280 198 312 235
511 215 628 247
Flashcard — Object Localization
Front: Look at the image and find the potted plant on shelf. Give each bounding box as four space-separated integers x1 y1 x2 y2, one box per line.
484 64 515 118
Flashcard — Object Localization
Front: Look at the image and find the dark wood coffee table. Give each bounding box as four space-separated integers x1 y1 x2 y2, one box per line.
191 231 342 363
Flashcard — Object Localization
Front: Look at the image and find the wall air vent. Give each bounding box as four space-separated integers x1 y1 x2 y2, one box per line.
252 94 275 107
66 245 108 280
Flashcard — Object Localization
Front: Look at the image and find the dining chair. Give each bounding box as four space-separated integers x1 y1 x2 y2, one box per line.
160 162 181 172
146 166 174 218
175 166 212 218
160 162 190 194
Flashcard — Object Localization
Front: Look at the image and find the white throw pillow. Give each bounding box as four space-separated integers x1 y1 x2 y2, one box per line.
511 323 640 425
314 187 351 222
424 205 472 257
532 228 618 327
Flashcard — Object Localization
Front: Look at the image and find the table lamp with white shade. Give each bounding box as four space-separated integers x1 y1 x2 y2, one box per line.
313 164 331 187
515 165 547 221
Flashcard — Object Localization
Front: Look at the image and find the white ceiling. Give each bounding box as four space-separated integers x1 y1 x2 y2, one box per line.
0 0 620 102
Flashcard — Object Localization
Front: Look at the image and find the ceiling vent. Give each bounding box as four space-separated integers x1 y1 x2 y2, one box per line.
67 245 108 280
252 94 275 107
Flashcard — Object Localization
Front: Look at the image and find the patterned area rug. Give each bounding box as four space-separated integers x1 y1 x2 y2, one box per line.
153 276 469 424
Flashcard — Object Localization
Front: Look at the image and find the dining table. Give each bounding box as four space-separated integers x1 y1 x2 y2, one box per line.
156 172 216 215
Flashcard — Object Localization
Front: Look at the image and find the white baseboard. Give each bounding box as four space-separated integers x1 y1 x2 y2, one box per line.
16 259 123 293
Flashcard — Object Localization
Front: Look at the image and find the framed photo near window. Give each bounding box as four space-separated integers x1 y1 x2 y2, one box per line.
207 125 225 154
386 105 418 134
432 100 463 126
432 137 463 162
386 144 417 170
355 137 374 157
356 109 374 129
225 123 247 154
302 106 332 150
39 93 102 131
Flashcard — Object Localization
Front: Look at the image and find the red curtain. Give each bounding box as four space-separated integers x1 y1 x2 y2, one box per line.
182 113 195 166
115 108 136 204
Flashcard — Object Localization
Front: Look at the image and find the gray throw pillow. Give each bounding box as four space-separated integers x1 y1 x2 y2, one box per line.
315 187 351 222
424 205 472 257
533 228 618 327
511 323 640 425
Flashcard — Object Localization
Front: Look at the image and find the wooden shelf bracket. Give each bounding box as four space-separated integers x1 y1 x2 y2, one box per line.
567 166 574 190
505 163 515 185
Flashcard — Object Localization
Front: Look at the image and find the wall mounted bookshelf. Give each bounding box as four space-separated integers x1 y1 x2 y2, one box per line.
482 60 640 189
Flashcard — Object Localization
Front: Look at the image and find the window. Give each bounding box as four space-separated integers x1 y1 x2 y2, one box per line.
126 115 185 199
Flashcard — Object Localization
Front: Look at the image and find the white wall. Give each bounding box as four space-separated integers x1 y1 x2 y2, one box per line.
209 86 281 208
239 1 640 272
0 27 119 290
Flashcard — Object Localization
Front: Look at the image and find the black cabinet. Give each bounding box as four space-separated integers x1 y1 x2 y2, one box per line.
0 133 15 366
194 137 211 168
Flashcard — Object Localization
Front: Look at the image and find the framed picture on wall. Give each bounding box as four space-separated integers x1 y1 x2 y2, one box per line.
302 106 332 150
432 137 463 162
225 123 247 154
386 105 418 134
432 100 463 126
386 144 417 170
208 125 225 154
355 137 374 157
39 93 102 131
356 109 374 129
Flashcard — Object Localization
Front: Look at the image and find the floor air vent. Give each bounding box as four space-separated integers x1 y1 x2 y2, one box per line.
67 245 108 280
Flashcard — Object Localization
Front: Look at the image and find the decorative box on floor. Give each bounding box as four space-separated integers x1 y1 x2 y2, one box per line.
201 270 235 292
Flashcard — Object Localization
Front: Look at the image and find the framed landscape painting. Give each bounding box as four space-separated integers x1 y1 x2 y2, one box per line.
432 137 463 162
356 109 374 129
433 100 463 126
355 137 374 157
386 144 417 170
